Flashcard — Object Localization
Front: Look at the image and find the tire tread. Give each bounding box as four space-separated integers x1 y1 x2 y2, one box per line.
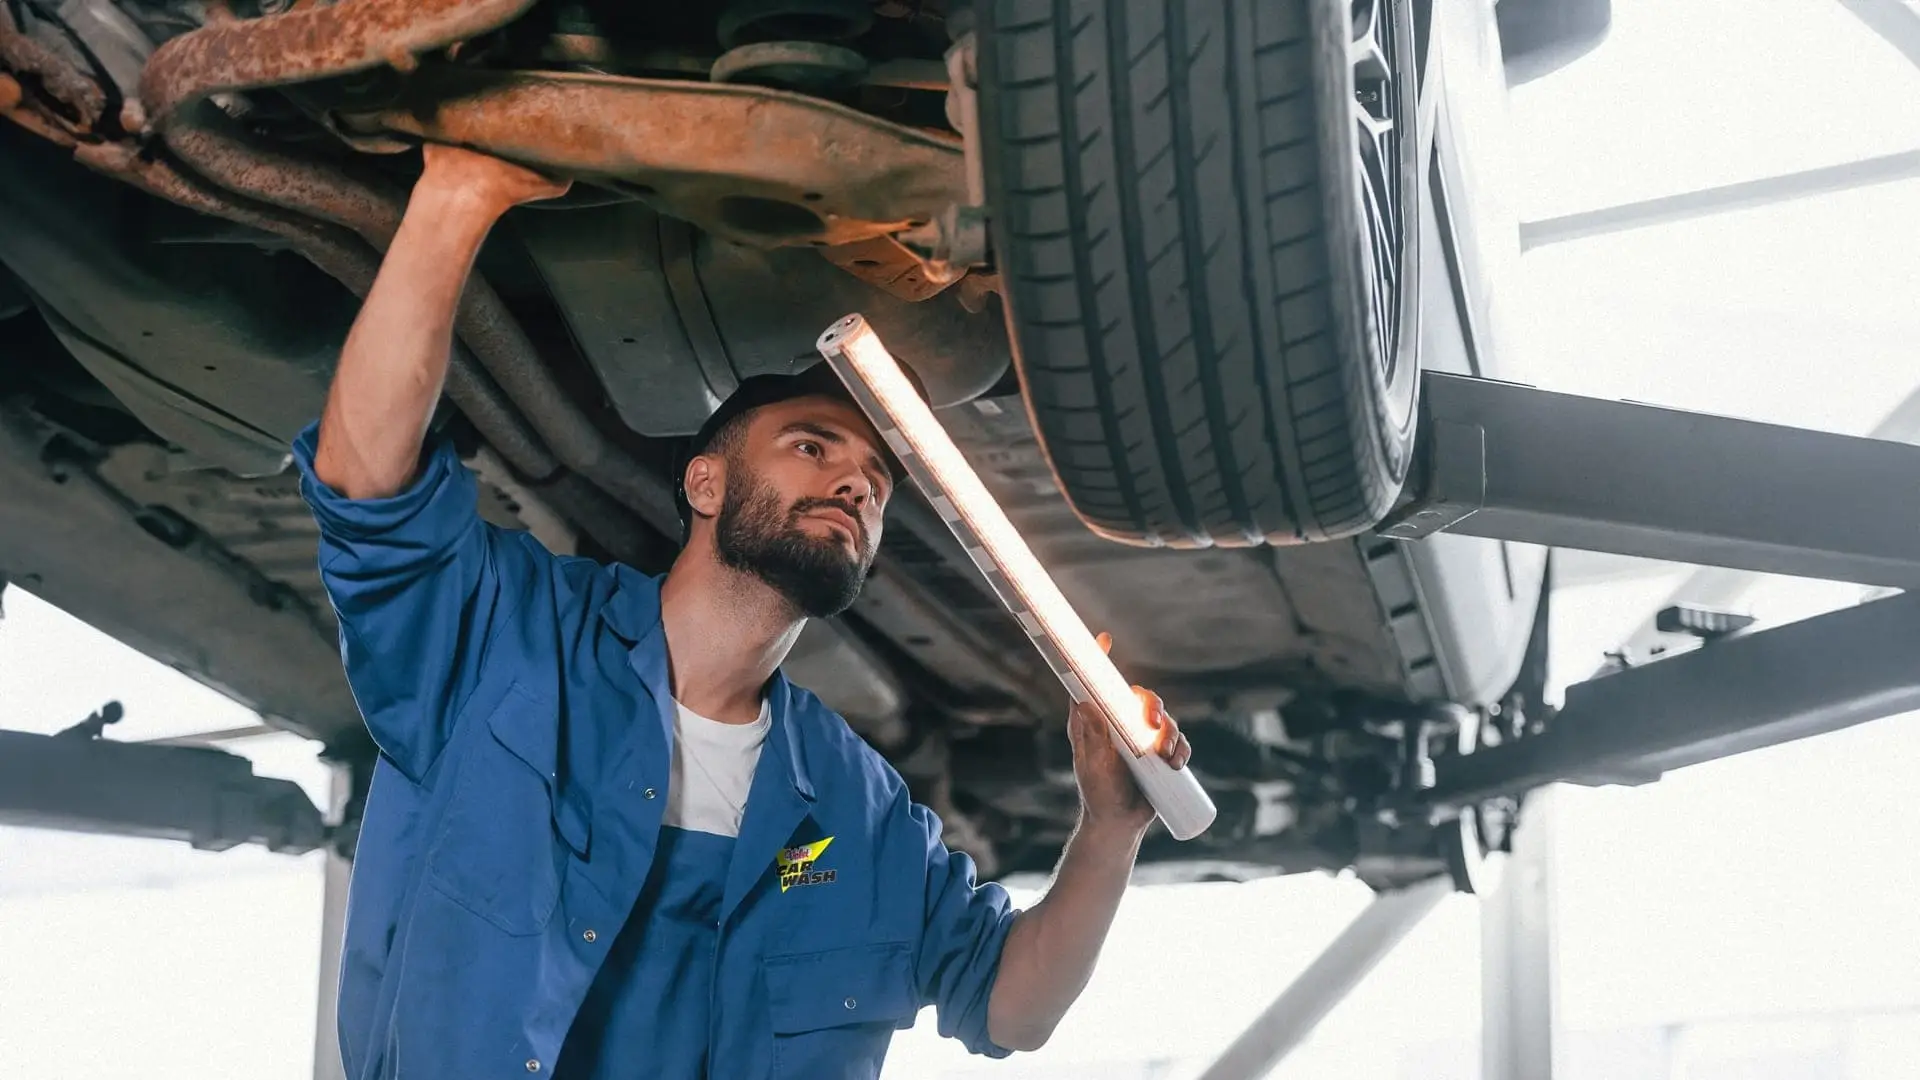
981 0 1416 545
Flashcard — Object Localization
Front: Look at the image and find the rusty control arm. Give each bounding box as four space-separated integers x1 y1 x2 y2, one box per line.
136 0 542 128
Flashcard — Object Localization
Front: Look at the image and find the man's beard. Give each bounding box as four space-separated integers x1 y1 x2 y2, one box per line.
714 467 874 619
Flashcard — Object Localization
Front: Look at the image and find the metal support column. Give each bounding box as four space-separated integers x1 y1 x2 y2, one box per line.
313 763 351 1080
1194 875 1453 1080
1482 787 1560 1080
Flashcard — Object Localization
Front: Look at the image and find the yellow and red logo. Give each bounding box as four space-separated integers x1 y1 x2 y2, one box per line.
775 837 836 893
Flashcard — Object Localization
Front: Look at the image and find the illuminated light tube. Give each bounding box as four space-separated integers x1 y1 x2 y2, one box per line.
816 314 1218 842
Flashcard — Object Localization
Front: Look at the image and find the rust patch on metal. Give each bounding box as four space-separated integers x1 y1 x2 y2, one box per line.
819 235 957 302
166 101 407 250
0 4 106 131
340 69 968 248
139 0 542 127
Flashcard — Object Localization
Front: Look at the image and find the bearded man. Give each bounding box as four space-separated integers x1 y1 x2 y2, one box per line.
297 144 1190 1080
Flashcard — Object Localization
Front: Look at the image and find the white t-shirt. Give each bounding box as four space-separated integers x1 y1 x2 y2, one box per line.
661 697 769 838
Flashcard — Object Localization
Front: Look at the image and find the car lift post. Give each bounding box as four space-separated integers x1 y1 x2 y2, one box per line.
313 762 353 1080
1480 787 1560 1080
1193 874 1455 1080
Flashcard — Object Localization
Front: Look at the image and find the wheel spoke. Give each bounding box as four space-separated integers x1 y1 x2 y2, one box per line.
1350 0 1390 84
1350 0 1406 381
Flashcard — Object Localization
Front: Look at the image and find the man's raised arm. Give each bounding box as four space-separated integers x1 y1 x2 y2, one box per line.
312 145 567 498
297 146 571 781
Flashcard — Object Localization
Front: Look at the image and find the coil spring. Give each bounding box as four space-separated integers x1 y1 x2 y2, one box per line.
710 0 873 92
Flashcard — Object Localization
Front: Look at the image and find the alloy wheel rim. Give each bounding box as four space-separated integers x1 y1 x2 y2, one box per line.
1351 0 1408 383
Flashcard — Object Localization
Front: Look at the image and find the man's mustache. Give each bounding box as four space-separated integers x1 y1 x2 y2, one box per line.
789 497 869 551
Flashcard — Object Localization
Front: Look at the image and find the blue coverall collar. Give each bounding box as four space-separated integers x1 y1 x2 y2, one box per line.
597 565 817 804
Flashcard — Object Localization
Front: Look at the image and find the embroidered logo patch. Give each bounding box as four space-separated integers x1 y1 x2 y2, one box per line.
776 837 837 893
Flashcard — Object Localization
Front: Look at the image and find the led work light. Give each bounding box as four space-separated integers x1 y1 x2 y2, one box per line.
815 314 1217 842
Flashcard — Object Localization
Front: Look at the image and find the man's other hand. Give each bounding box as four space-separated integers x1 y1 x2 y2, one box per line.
1066 632 1191 837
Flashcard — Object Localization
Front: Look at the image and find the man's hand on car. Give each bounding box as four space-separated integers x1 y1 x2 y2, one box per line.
417 142 571 215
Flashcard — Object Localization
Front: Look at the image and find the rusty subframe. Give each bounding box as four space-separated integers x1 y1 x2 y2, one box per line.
129 0 687 538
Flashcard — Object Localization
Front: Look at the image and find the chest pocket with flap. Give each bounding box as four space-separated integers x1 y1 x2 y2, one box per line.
425 682 591 936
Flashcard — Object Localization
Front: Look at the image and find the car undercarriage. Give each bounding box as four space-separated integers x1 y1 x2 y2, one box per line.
0 0 1623 889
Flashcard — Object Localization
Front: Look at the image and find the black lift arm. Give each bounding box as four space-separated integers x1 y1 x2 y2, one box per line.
1382 372 1920 588
1420 589 1920 808
0 724 330 854
1379 371 1920 810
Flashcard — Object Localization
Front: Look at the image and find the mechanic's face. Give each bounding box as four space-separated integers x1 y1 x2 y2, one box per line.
710 396 893 619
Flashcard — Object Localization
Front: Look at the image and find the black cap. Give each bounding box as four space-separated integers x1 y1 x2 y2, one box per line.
670 358 929 539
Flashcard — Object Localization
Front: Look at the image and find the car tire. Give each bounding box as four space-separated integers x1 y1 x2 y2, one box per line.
976 0 1423 547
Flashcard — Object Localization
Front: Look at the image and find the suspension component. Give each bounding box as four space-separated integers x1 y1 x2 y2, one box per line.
716 0 874 51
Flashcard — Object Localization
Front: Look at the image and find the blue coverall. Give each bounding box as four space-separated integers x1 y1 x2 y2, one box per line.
293 424 1020 1079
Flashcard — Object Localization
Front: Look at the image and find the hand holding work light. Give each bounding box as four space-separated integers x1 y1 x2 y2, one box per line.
815 314 1217 842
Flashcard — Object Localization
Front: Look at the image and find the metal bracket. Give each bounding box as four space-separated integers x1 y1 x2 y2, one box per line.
1653 603 1756 641
1378 413 1488 538
896 30 990 285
